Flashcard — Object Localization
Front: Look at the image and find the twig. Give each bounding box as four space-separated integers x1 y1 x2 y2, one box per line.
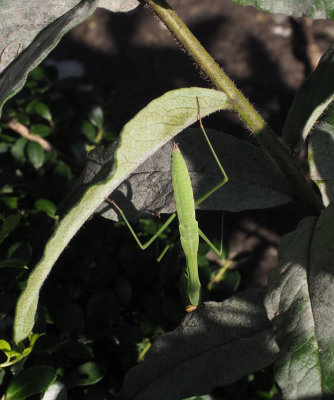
6 118 53 151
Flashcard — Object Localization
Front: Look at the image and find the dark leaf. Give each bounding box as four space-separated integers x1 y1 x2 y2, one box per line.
120 289 278 400
5 366 57 400
27 141 45 169
265 203 334 399
66 362 107 388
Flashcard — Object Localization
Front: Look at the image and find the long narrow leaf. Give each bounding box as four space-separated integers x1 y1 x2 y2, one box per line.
283 43 334 149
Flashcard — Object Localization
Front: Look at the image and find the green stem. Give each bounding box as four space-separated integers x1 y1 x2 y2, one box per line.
142 0 322 215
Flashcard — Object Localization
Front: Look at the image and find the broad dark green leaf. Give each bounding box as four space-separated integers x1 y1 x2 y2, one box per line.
283 43 334 149
11 138 27 161
27 141 45 169
265 203 334 399
34 102 52 122
30 124 53 137
66 362 107 388
88 128 293 222
0 214 20 244
0 0 139 115
81 120 96 142
308 103 334 206
59 341 94 359
231 0 334 19
120 289 278 400
5 366 57 400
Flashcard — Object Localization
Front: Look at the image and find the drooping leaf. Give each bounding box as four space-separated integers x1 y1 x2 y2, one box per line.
0 0 139 114
81 120 96 142
11 138 27 161
119 288 278 400
35 199 57 218
89 128 292 222
231 0 334 20
308 103 334 206
283 43 334 149
30 124 53 137
13 87 230 343
5 366 57 400
265 203 334 399
0 1 97 114
66 362 107 388
0 214 21 244
27 141 45 169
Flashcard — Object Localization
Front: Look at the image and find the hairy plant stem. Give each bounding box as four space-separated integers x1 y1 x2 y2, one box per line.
142 0 323 215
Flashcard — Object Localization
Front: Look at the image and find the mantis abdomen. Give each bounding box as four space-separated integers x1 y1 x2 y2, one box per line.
171 143 201 306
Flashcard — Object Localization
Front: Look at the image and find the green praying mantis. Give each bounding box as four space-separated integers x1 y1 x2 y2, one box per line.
107 98 228 311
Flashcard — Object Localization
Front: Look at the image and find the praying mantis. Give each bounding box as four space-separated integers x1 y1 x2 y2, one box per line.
107 98 228 310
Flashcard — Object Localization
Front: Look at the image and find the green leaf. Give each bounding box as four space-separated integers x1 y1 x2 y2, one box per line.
0 142 8 153
0 340 11 351
283 43 334 149
66 362 107 388
231 0 334 19
26 100 52 122
34 102 52 122
81 120 96 142
11 138 27 161
5 366 57 400
88 106 104 129
0 214 21 244
27 141 45 169
13 87 231 343
265 204 334 399
0 259 27 269
59 341 94 359
119 289 278 400
35 199 57 218
30 124 53 137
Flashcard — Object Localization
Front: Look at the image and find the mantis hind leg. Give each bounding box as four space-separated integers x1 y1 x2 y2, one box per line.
105 198 176 255
195 98 228 257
